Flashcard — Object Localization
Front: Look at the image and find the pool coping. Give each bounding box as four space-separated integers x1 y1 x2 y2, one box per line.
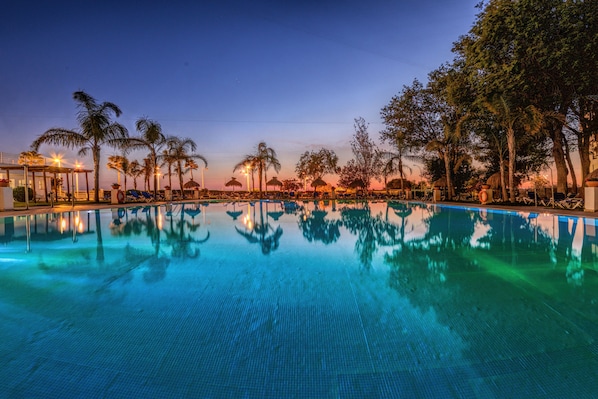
0 198 593 219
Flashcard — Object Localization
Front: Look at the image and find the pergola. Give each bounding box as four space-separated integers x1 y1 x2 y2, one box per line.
0 164 93 203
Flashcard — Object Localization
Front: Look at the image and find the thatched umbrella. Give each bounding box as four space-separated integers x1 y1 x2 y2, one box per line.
386 178 412 190
311 177 327 192
485 172 502 190
486 172 521 189
433 177 447 188
586 169 598 181
349 179 365 189
183 179 200 189
225 177 243 191
266 176 283 190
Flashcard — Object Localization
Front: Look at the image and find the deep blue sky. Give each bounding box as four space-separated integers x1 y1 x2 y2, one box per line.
1 0 479 189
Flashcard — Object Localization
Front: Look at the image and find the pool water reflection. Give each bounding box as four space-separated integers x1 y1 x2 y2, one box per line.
1 200 597 398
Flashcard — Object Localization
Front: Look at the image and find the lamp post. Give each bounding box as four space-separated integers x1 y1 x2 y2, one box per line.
53 156 62 199
75 162 81 198
244 164 251 192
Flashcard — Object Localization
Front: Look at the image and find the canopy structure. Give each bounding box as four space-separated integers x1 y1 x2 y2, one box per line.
349 179 365 189
266 177 282 190
311 177 327 191
225 177 243 190
183 179 200 189
0 164 93 205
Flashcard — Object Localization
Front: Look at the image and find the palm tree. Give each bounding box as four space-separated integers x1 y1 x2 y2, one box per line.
120 117 169 197
234 141 280 198
128 160 144 191
106 154 132 192
381 151 412 192
165 137 207 199
18 150 45 166
185 159 199 181
160 149 177 191
31 91 128 202
142 157 153 191
484 95 543 202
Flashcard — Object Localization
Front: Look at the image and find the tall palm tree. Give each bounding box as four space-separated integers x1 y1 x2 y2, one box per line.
31 91 128 202
142 157 153 191
381 151 412 192
234 141 280 198
106 154 131 192
484 95 543 202
119 117 169 197
128 160 144 190
160 149 177 190
185 159 199 181
165 137 207 199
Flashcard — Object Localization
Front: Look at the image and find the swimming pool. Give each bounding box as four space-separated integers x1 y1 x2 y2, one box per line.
1 200 597 398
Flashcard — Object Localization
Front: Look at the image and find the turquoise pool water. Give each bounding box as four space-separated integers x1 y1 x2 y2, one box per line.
1 200 597 398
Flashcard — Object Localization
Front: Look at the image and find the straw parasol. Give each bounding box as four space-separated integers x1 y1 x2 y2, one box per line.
349 179 365 189
433 177 447 188
586 169 598 181
225 177 243 190
183 179 200 189
486 172 521 189
311 177 327 191
266 176 283 190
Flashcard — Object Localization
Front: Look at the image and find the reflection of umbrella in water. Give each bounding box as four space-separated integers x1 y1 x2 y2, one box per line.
225 177 243 190
267 210 284 220
226 202 243 220
183 179 200 189
388 201 412 217
227 210 243 220
184 207 201 218
311 177 327 191
266 176 283 190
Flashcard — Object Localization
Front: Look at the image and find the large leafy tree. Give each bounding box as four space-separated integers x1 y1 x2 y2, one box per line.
31 91 128 202
458 0 598 193
339 118 383 191
233 142 281 198
381 64 473 199
295 148 339 190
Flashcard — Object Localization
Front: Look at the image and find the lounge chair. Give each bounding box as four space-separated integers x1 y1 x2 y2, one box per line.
140 191 154 202
127 190 143 202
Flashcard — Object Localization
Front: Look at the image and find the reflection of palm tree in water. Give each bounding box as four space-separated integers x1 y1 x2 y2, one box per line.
236 201 283 255
162 203 210 259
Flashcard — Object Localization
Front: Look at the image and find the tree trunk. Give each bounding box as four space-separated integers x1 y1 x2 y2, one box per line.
550 123 569 194
562 137 577 194
93 150 100 203
578 131 591 183
507 128 516 203
443 151 453 200
499 158 507 201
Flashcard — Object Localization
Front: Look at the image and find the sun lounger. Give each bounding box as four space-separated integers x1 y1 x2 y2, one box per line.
140 191 154 202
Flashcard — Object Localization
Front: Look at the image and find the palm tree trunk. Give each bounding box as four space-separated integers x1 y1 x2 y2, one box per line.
499 158 508 201
93 150 101 203
177 161 185 199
